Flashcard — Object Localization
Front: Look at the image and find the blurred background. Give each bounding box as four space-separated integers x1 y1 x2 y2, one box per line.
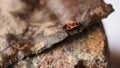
102 0 120 67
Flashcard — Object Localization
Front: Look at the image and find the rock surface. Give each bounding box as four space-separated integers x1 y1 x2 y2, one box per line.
13 22 109 68
0 0 113 67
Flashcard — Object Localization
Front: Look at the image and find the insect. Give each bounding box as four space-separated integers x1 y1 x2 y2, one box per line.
63 7 90 31
63 21 83 31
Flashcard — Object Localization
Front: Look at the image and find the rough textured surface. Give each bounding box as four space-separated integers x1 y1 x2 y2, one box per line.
0 0 68 67
46 0 113 35
0 0 113 67
13 22 109 68
46 0 113 24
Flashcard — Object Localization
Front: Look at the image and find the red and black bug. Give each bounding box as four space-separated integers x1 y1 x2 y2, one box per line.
63 7 89 31
63 21 83 31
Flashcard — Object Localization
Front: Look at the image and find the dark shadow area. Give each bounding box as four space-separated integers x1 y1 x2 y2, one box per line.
74 60 86 68
110 52 120 68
